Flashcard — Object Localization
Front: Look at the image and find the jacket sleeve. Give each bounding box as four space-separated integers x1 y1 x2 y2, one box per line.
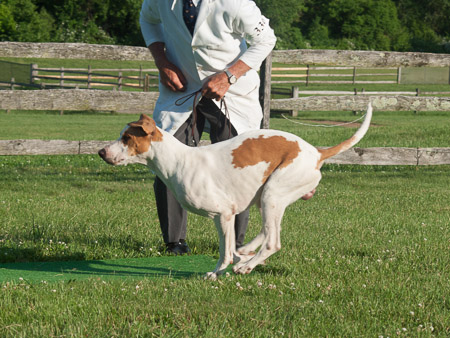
233 0 277 70
139 0 164 47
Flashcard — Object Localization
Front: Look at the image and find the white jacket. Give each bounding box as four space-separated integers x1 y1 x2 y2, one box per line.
140 0 276 134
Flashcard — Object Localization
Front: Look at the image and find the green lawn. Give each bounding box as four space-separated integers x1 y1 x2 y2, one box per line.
1 109 449 149
1 154 449 336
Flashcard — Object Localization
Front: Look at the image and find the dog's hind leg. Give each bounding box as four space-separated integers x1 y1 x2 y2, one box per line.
206 214 236 280
233 200 285 275
236 207 264 260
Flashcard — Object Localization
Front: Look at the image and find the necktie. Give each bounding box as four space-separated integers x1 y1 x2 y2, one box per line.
183 0 200 35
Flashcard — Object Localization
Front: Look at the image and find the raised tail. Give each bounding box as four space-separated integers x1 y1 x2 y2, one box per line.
317 102 373 166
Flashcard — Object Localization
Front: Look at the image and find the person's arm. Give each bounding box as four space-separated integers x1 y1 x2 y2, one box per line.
149 42 187 92
201 60 250 100
201 1 276 101
140 0 187 92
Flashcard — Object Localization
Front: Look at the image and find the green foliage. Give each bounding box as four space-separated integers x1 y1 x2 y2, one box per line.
255 0 307 49
393 0 450 52
0 0 449 51
300 0 411 51
1 0 54 42
0 3 15 40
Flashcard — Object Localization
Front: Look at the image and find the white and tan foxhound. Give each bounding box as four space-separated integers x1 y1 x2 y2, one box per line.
99 103 373 279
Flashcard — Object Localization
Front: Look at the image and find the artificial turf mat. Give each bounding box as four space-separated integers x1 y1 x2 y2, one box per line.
0 255 229 283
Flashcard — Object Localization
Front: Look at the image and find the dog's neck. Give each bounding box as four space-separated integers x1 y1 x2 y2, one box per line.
145 129 198 183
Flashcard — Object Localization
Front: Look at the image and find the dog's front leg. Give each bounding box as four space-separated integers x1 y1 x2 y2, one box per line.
205 214 235 280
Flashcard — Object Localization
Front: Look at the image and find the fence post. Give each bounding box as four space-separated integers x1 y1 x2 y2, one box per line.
414 88 420 114
10 77 15 90
352 88 357 115
60 67 64 88
306 65 310 87
118 71 122 91
144 74 149 92
352 67 357 84
30 63 38 85
139 65 143 88
397 67 402 84
259 52 272 129
88 65 92 89
290 87 299 117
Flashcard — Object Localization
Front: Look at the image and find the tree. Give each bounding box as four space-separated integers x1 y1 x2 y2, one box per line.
105 0 144 46
393 0 450 52
1 0 54 42
301 0 410 51
255 0 307 49
0 3 16 41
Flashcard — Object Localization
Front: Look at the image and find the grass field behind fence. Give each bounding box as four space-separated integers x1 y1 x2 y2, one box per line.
1 109 450 149
1 56 450 336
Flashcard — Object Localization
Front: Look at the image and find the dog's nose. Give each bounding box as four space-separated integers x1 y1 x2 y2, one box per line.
98 148 106 159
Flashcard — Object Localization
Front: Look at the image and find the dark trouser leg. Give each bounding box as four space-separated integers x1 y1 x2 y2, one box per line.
153 114 204 244
196 98 250 248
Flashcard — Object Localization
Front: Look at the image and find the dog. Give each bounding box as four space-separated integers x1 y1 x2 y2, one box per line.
99 103 373 279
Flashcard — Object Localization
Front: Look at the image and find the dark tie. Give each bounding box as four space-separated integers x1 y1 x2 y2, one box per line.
183 0 200 35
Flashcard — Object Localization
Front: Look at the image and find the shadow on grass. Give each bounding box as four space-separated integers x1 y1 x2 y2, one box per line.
0 255 222 283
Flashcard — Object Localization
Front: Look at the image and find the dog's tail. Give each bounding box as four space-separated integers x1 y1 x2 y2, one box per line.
317 102 373 167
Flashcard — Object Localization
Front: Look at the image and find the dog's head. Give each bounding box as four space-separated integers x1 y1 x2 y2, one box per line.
98 114 163 166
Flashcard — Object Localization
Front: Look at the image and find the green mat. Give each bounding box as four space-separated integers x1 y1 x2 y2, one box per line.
0 255 226 283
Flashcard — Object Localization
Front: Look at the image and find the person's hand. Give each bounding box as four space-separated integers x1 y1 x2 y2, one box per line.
158 61 187 92
149 42 187 92
201 72 230 101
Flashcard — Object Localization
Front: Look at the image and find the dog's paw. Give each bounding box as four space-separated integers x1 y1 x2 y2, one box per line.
232 264 254 275
204 272 218 281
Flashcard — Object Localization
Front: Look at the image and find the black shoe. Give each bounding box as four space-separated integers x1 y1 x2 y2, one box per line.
165 241 191 255
179 239 191 254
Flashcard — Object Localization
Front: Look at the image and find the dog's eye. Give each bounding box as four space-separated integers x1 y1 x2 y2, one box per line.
122 135 131 144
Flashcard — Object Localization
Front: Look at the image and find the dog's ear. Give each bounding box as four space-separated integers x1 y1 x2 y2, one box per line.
128 114 155 135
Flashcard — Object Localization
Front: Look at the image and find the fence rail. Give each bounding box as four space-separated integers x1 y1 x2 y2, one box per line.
28 65 159 91
1 89 449 113
0 139 448 165
271 66 400 85
2 42 450 67
0 89 159 113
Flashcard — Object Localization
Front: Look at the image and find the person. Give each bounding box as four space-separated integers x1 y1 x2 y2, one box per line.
139 0 276 254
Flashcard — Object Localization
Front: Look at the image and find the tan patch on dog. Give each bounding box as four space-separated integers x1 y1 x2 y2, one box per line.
232 135 300 183
122 127 151 156
123 114 163 156
316 135 357 169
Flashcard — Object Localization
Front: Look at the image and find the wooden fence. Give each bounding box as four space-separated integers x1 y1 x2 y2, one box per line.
30 65 159 91
1 138 448 166
1 89 449 113
2 42 450 67
0 42 449 165
271 66 400 85
3 64 404 89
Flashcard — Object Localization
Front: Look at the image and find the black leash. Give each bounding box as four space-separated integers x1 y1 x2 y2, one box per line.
175 89 202 140
175 89 232 141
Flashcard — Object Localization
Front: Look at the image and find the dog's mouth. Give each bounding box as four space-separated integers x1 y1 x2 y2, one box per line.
98 148 123 166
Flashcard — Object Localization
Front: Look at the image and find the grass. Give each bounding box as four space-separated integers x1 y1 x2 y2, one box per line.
1 154 450 336
1 109 450 148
